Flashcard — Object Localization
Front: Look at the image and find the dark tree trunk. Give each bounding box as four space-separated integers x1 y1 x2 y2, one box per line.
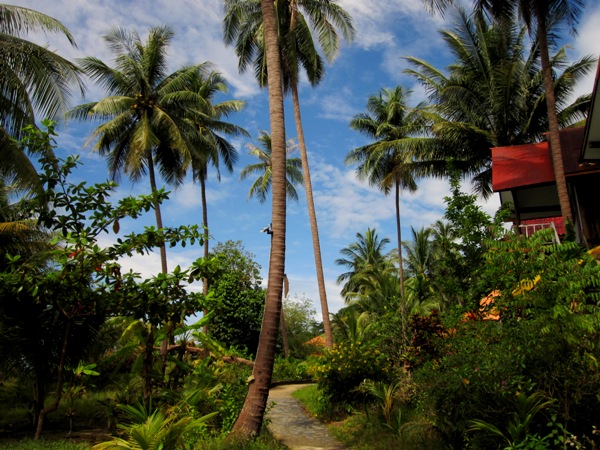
142 324 155 406
34 319 73 440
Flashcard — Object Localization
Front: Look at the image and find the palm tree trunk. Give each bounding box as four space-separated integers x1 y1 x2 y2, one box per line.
146 150 169 383
280 274 290 358
231 0 287 438
536 4 573 223
200 173 210 333
146 150 169 274
142 324 155 406
395 181 407 349
290 84 333 348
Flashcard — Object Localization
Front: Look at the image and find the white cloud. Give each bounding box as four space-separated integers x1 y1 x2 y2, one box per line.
570 3 600 99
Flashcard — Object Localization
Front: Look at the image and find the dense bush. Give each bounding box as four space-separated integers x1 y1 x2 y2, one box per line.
312 340 392 404
410 231 600 448
272 356 313 383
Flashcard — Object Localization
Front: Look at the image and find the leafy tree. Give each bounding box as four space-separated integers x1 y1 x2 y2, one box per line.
406 7 593 196
281 296 320 359
239 130 303 203
414 229 600 447
0 123 206 438
434 172 504 307
205 241 265 356
69 26 208 273
0 4 83 190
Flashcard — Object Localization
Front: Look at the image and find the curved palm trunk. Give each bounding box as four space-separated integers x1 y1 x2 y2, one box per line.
395 181 407 349
231 0 287 438
290 84 333 348
535 5 573 224
146 150 169 274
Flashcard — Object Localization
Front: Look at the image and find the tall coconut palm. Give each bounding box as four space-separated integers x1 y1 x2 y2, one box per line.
0 4 83 190
347 86 427 347
183 69 247 300
406 7 593 197
230 0 288 437
239 131 303 203
421 0 586 222
69 26 206 274
224 0 355 349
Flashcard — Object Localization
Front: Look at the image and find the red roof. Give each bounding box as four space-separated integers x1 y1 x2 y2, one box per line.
492 128 589 192
492 142 555 191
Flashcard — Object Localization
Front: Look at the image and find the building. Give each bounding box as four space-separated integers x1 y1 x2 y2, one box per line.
491 62 600 247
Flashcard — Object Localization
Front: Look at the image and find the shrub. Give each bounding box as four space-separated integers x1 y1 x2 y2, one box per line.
272 356 312 383
311 340 392 404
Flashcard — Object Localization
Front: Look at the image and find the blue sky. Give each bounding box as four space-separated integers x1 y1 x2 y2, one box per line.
9 0 600 318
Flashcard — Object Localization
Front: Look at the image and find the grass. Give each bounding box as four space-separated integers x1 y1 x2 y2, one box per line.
0 431 286 450
0 440 90 450
291 384 322 417
292 384 446 450
196 432 287 450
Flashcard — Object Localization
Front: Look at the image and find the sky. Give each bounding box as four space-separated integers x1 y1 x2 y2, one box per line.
8 0 600 320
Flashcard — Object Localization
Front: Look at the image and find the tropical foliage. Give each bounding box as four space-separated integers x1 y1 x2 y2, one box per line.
239 131 303 203
0 4 83 190
2 2 600 449
70 26 219 273
405 7 593 196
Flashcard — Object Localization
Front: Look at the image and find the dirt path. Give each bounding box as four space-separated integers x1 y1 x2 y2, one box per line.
266 384 346 450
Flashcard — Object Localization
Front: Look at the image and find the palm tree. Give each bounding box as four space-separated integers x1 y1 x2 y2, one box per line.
69 26 206 274
230 0 288 437
421 0 586 222
239 131 303 203
406 7 593 197
335 228 395 300
183 69 247 299
224 0 355 349
0 181 53 270
0 4 83 190
347 86 427 346
403 226 435 304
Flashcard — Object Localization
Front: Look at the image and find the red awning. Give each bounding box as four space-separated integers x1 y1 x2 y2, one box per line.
492 142 555 191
